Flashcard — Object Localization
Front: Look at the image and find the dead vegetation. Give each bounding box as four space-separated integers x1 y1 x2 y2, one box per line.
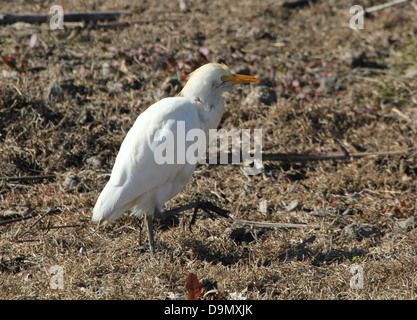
0 0 416 300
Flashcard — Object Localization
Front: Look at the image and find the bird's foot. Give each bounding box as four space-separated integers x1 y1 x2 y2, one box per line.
162 200 232 232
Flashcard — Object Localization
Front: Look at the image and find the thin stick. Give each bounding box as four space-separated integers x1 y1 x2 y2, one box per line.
392 107 412 122
14 207 59 240
286 180 300 196
40 224 81 230
0 175 56 182
66 19 183 30
233 219 320 230
0 10 132 25
210 150 407 165
365 0 409 13
0 215 32 226
0 207 34 226
263 150 407 162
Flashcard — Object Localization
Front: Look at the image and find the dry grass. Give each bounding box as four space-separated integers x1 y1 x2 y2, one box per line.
1 0 416 300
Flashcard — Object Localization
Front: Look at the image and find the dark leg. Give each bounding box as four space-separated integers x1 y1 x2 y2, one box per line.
146 214 155 255
189 206 199 232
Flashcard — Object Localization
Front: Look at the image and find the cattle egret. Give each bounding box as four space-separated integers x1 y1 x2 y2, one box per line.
92 63 260 254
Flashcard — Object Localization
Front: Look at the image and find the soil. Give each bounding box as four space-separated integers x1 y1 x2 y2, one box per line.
0 0 416 300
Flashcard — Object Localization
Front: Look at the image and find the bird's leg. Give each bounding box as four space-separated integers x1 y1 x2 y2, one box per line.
146 213 156 255
189 205 199 232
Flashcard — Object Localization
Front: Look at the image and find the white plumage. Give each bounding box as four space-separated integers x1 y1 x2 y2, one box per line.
92 63 259 254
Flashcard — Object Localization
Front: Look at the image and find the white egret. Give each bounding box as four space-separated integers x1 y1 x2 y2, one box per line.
92 63 260 254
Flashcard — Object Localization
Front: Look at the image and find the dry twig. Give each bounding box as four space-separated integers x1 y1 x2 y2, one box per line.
0 175 56 182
14 207 60 241
234 219 320 230
365 0 409 13
0 206 34 226
211 150 407 165
0 10 132 25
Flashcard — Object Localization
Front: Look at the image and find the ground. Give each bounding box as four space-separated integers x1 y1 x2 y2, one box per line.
0 0 416 300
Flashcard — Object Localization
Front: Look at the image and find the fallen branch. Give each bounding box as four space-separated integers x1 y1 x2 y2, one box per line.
63 18 183 30
209 150 407 165
0 175 56 182
262 150 407 162
0 215 33 226
14 207 60 241
0 10 132 25
0 207 35 226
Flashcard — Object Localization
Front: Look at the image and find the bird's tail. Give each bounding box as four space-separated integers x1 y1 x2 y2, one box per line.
92 184 130 223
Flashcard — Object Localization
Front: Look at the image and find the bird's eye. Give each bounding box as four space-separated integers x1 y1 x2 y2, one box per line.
221 75 227 82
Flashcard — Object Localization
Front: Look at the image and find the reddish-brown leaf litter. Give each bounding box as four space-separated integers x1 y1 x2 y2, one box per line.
0 0 416 299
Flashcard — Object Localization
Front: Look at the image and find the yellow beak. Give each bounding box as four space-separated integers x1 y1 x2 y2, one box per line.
222 74 260 84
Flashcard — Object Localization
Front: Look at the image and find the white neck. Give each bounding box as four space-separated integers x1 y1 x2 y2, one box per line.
180 78 226 131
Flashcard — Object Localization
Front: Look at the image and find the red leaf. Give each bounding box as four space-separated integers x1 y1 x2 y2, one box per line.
185 273 202 300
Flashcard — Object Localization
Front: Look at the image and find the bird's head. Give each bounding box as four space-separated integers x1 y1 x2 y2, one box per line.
180 63 259 102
